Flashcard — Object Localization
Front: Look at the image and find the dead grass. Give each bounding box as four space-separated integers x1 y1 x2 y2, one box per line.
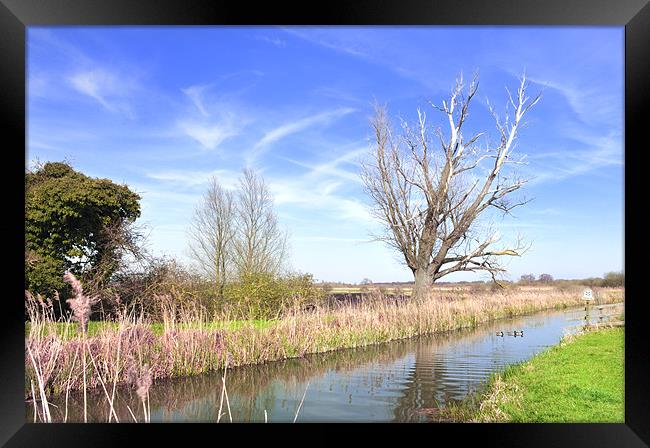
25 282 624 419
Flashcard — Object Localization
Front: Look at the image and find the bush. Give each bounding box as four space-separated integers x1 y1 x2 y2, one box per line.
538 274 554 283
105 258 209 320
519 274 536 284
602 271 624 288
581 277 604 288
223 272 323 320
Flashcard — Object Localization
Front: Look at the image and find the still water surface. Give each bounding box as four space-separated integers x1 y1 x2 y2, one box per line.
39 304 623 422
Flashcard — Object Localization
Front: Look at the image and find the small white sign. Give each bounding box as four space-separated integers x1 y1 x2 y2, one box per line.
583 289 594 301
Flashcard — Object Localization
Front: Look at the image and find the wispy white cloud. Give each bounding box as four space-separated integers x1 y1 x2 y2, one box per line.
178 119 241 151
281 28 451 93
270 178 372 223
145 168 240 189
181 71 264 116
525 74 622 128
528 208 562 216
312 86 365 105
179 74 264 150
257 35 287 47
293 236 366 243
281 28 369 58
132 184 200 204
247 107 356 164
67 68 138 118
282 146 366 184
69 70 115 109
525 130 623 185
181 83 212 117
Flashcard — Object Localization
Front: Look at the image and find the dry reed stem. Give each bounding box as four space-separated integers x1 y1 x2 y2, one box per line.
82 341 87 423
30 381 37 423
86 342 119 422
109 328 122 423
217 361 227 423
293 382 309 423
63 345 79 423
26 343 51 422
126 405 138 423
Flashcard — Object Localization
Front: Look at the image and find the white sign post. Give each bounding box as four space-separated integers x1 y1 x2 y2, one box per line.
583 289 594 325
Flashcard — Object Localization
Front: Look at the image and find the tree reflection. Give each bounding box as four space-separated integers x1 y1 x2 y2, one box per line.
30 307 602 422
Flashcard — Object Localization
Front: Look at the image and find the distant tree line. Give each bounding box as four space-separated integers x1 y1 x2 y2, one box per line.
519 273 553 284
518 272 624 287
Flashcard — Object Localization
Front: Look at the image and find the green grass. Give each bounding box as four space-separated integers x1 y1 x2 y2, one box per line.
26 318 275 339
25 321 120 339
455 327 624 422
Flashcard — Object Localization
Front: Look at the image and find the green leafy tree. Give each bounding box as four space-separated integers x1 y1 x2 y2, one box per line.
25 162 141 298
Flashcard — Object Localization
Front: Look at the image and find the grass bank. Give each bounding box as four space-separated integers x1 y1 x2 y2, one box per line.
444 326 624 422
25 319 274 339
25 286 624 403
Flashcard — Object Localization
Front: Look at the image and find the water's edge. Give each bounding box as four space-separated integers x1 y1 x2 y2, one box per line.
33 302 623 422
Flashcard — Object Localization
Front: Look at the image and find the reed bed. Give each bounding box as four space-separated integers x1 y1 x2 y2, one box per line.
26 280 624 422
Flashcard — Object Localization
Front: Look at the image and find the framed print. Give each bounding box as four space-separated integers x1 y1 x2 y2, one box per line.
1 0 648 445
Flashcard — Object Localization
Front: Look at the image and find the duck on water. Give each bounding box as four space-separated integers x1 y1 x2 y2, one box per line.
496 330 524 337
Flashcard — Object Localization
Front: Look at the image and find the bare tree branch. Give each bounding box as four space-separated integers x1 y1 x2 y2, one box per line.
187 177 235 297
361 73 540 299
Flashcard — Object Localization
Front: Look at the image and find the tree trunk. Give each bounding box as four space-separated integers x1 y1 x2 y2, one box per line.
412 267 433 301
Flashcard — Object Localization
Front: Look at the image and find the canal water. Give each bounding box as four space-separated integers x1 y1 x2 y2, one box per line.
36 303 623 423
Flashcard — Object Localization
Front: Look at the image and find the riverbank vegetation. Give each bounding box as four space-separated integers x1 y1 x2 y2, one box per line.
26 275 624 421
442 326 624 422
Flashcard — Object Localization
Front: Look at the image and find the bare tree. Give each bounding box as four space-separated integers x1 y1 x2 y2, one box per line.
520 274 536 283
187 176 235 297
538 273 554 283
232 168 288 277
361 73 540 300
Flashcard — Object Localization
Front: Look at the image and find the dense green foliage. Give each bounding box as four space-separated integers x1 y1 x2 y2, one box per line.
25 162 141 297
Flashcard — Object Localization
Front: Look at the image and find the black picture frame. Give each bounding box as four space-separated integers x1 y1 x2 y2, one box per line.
1 0 647 445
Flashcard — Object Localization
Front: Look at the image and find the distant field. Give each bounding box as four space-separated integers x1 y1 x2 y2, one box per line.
323 283 603 295
324 284 487 295
327 286 412 295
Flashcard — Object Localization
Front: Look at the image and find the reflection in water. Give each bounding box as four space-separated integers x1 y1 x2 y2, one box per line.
35 304 623 423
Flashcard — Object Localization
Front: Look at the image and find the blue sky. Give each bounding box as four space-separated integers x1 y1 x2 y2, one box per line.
27 26 624 283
